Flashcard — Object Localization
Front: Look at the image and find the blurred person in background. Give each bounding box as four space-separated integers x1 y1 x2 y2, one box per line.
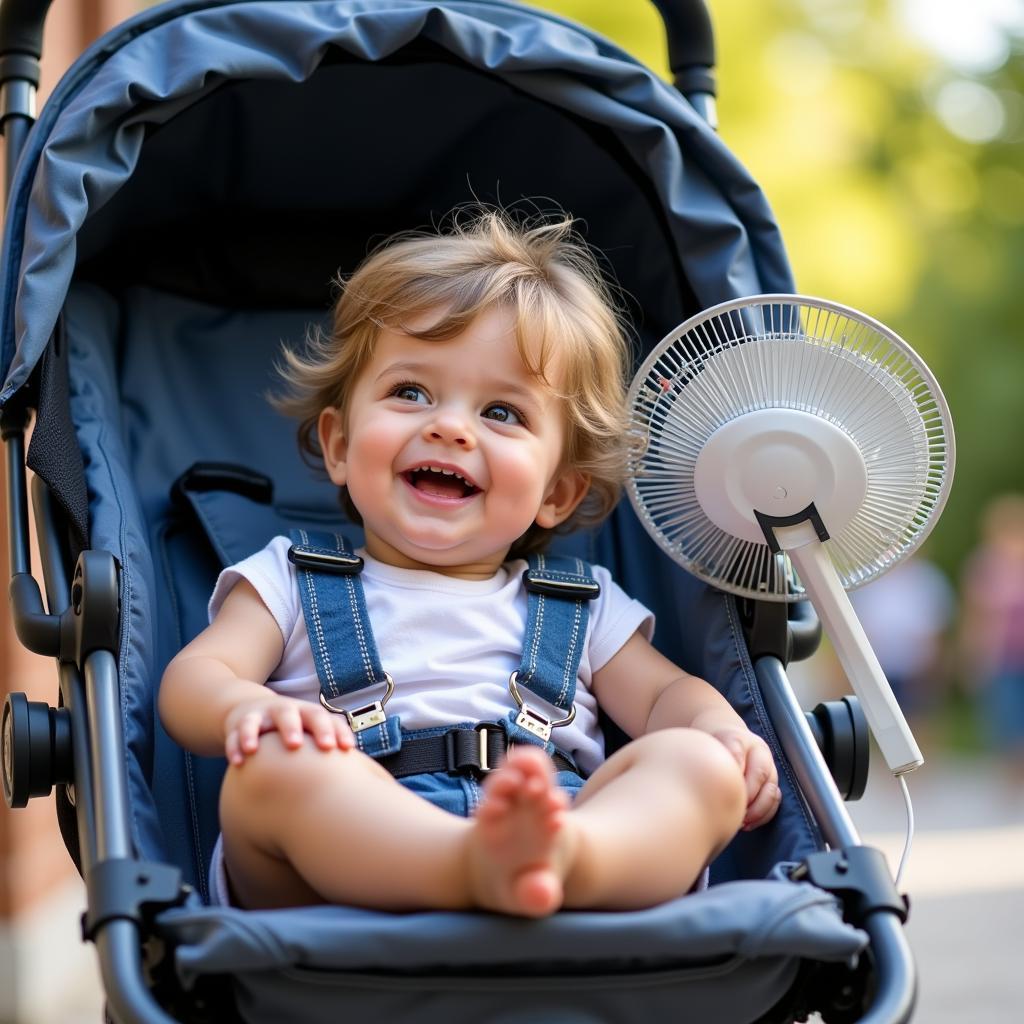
959 494 1024 778
850 555 956 748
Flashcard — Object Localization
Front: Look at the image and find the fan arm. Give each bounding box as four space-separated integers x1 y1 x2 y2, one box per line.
775 521 924 776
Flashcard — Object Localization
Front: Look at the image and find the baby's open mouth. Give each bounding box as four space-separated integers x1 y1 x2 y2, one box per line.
403 466 481 499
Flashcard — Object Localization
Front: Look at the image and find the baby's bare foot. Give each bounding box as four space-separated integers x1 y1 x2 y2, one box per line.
468 746 573 917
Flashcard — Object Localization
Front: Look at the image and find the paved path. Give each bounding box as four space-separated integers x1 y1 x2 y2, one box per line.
847 755 1024 1023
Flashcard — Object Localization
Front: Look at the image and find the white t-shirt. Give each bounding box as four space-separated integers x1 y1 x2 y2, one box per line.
209 536 654 774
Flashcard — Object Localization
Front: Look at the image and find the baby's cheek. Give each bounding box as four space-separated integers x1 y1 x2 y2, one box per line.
492 469 551 532
342 465 390 527
348 430 399 484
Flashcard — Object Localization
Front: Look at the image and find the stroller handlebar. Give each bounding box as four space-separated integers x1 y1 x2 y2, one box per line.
0 1 716 80
0 0 52 60
649 0 716 96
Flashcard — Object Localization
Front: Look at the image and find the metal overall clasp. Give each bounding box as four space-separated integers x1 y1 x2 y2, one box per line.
319 673 395 733
508 671 576 743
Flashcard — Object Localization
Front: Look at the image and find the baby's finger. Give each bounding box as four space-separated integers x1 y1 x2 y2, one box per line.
742 759 769 807
743 782 781 830
719 733 748 770
225 730 243 766
744 745 776 802
333 715 355 751
237 711 265 754
271 704 305 748
301 705 341 750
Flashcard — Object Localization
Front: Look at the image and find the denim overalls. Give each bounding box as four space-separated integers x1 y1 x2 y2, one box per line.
289 529 600 816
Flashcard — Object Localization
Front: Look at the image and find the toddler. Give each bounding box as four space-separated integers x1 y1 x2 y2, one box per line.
159 212 780 917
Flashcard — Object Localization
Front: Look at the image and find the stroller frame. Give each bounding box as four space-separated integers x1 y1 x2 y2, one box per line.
0 1 916 1021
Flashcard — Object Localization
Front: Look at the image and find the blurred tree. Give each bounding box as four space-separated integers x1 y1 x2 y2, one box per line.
544 0 1024 579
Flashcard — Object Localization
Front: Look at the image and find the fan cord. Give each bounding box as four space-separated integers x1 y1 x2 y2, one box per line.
894 772 915 888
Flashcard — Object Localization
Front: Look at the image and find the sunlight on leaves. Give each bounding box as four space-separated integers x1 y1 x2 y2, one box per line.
541 0 1024 570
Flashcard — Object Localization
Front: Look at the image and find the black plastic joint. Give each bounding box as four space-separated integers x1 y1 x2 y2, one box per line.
740 597 790 663
0 53 40 86
9 573 62 657
794 847 909 924
62 550 121 664
740 597 822 666
82 859 190 943
673 67 716 97
9 554 121 665
755 502 830 554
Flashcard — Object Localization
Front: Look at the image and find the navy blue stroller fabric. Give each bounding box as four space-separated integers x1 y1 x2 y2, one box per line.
1 0 794 400
0 1 865 1019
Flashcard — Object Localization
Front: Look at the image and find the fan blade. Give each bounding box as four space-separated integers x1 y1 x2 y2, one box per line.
780 524 924 775
626 296 955 602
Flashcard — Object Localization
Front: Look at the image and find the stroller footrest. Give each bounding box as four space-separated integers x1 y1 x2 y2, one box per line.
82 858 191 942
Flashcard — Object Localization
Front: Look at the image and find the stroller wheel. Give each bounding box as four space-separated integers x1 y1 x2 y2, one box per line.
806 696 870 802
2 691 73 808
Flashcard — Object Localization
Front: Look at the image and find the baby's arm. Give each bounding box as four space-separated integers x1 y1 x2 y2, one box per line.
158 579 353 765
591 632 780 830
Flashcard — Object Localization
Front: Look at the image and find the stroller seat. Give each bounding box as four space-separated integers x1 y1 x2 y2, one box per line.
0 2 913 1021
67 279 865 1020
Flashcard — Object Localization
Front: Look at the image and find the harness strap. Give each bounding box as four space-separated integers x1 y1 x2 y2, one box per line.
505 553 600 749
288 528 401 757
288 531 600 763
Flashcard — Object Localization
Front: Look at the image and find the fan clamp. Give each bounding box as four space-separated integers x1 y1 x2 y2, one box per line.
693 408 868 550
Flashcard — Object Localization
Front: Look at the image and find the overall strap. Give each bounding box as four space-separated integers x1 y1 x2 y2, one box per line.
505 553 600 750
288 528 401 757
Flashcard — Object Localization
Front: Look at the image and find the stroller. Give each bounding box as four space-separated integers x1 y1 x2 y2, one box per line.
0 0 916 1021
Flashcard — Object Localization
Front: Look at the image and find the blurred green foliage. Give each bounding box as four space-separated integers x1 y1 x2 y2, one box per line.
543 0 1024 583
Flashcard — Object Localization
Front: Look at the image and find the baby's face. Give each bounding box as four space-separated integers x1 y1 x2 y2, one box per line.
318 306 588 579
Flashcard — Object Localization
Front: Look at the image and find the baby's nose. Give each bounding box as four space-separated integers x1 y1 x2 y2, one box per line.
425 412 475 448
430 431 469 446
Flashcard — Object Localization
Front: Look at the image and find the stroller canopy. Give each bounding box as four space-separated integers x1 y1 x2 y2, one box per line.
0 0 793 406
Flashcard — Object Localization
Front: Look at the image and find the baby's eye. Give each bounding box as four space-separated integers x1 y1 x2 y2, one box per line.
482 402 522 426
391 383 428 404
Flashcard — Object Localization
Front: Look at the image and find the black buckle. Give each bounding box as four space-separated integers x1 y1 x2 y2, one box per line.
287 544 364 575
445 724 506 777
522 569 600 601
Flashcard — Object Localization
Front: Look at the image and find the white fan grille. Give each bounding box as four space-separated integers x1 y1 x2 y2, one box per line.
626 296 954 601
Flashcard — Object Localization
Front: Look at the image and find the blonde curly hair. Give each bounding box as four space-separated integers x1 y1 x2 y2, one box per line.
273 210 633 557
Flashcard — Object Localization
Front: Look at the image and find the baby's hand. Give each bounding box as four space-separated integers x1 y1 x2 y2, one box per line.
712 727 781 831
223 695 355 766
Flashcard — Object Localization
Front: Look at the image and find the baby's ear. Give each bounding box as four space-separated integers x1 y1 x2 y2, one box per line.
318 407 348 487
536 468 590 529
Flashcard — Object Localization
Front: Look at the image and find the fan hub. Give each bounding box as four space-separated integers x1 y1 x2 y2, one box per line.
693 408 868 545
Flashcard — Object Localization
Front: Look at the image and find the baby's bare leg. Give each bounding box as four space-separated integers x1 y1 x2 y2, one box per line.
219 728 745 914
221 736 576 916
219 733 478 911
561 728 747 910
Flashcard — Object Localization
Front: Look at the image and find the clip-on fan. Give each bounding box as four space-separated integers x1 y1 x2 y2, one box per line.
626 295 955 782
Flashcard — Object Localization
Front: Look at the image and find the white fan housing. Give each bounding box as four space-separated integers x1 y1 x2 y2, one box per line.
626 296 955 774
